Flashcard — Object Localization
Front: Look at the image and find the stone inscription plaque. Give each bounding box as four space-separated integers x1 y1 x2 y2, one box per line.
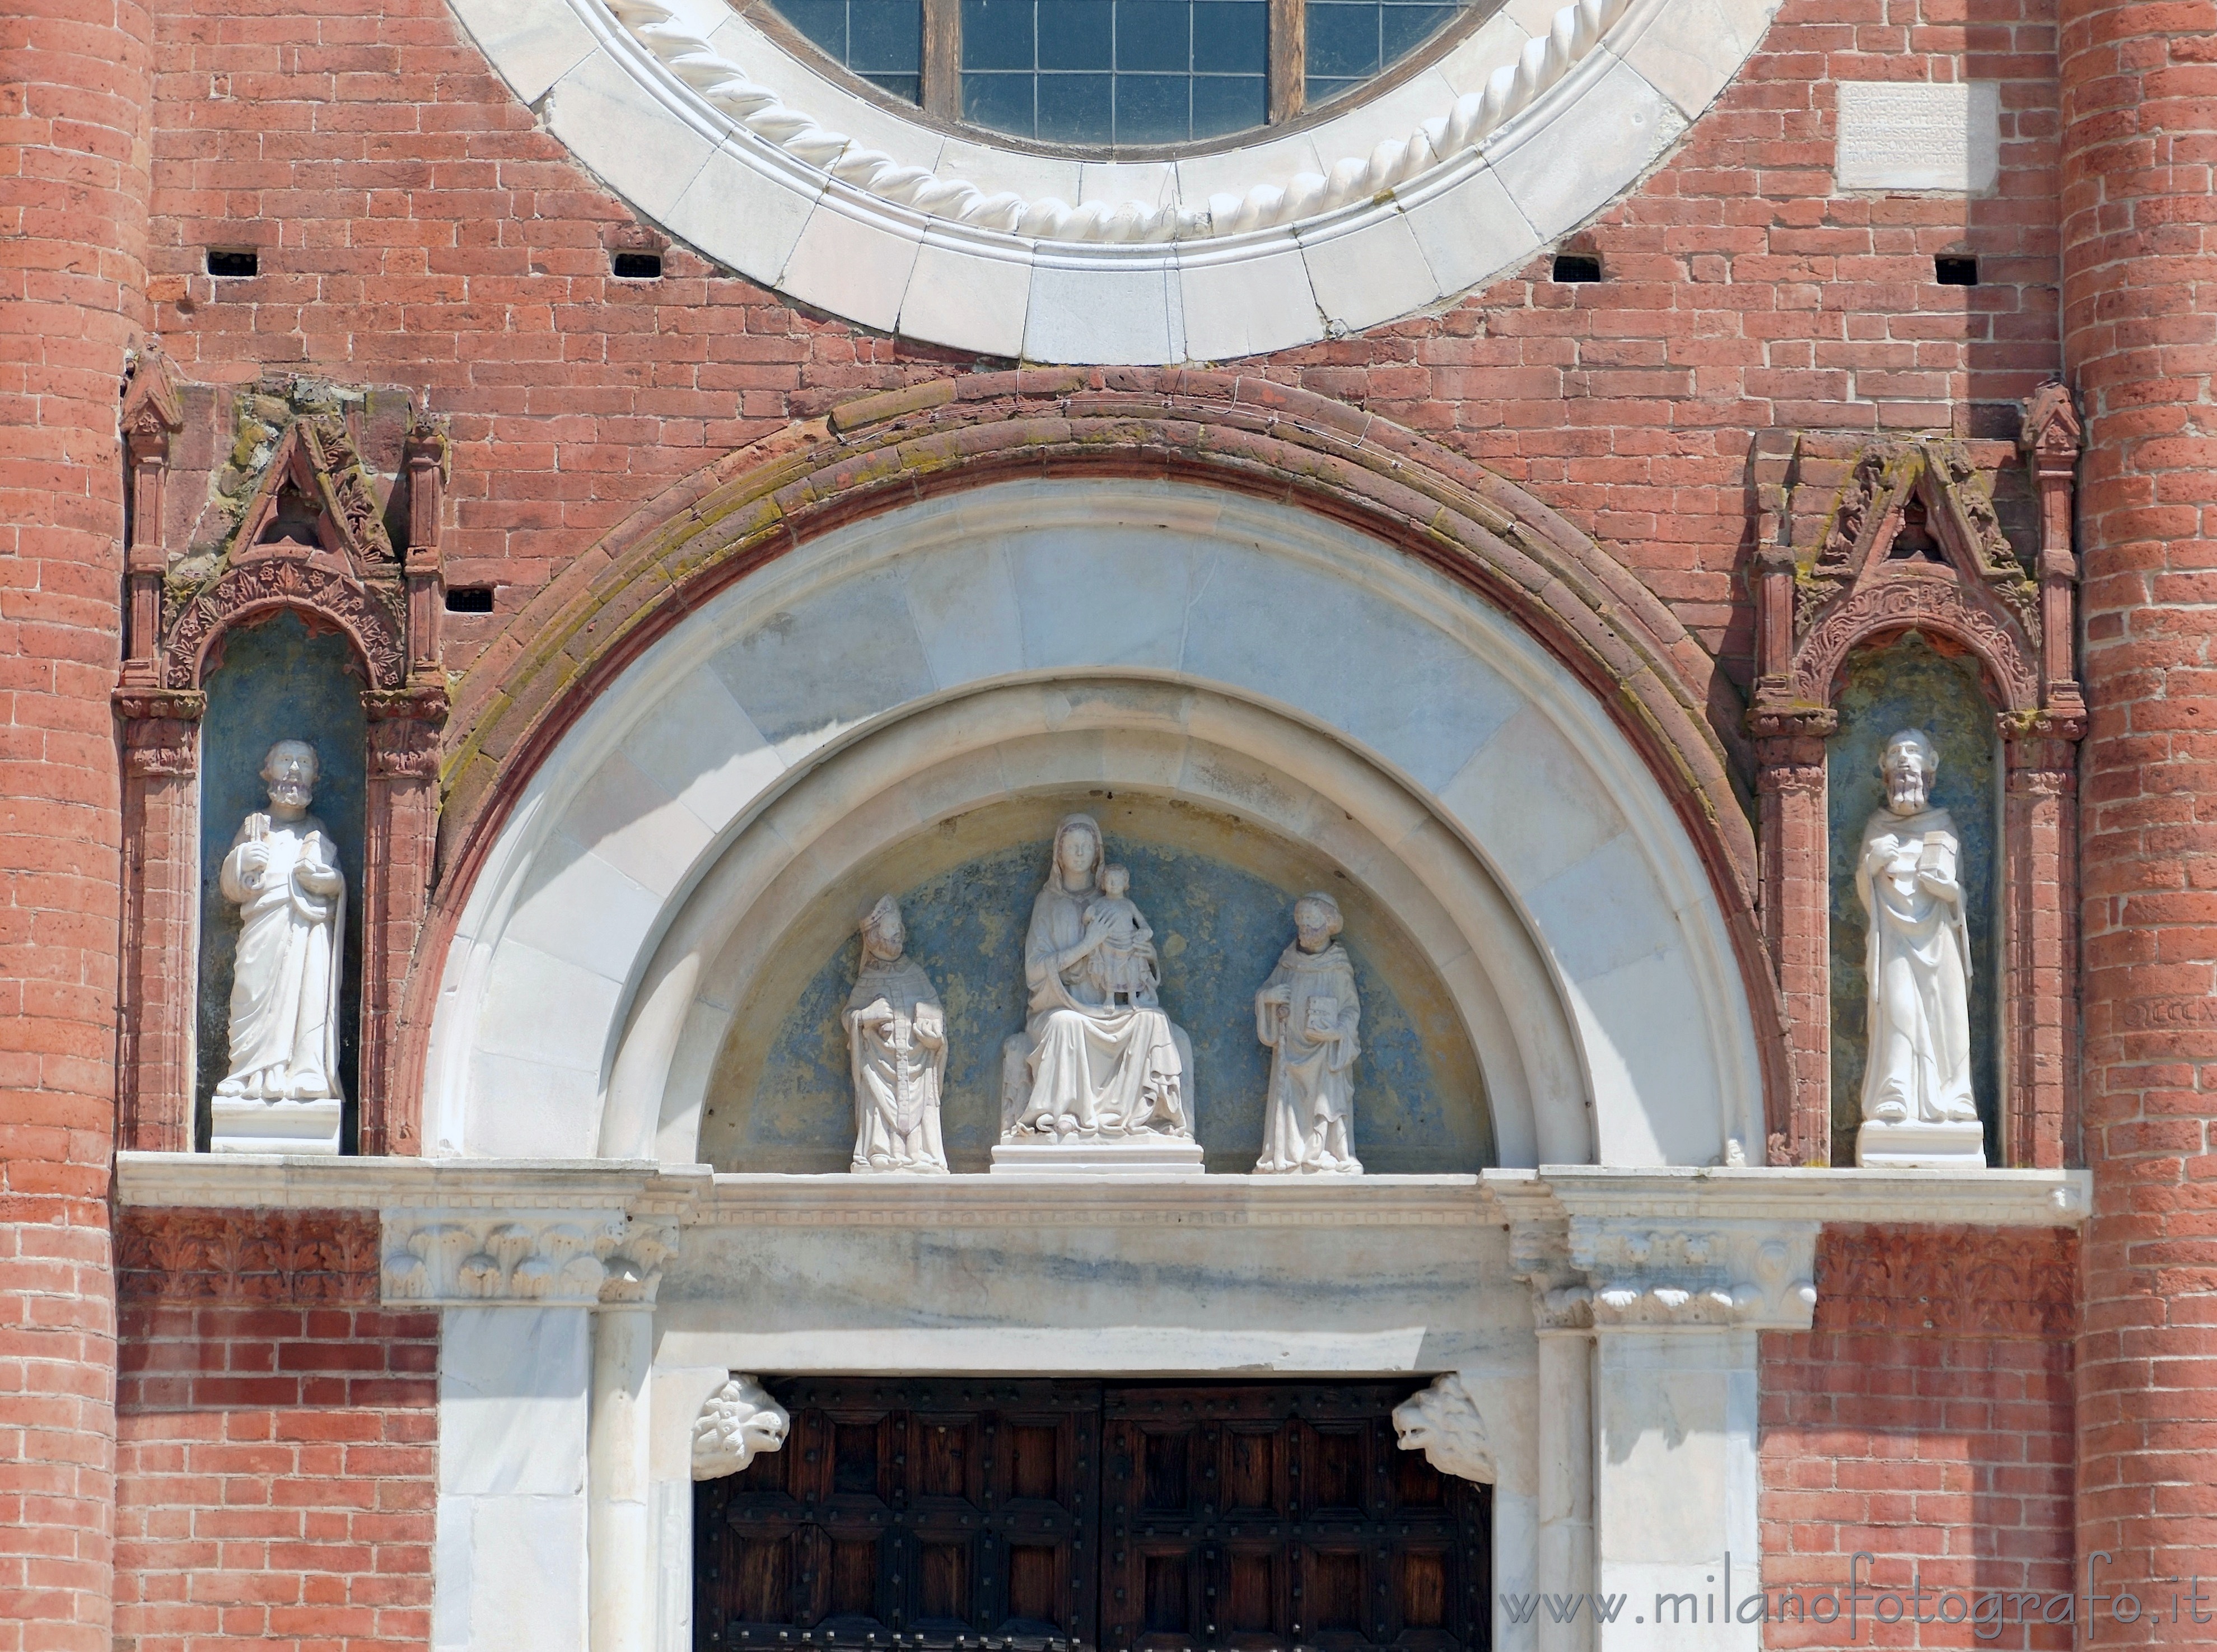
1836 82 2000 193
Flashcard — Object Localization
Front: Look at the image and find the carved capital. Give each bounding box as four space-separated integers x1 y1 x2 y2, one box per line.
115 688 206 777
2000 707 2086 748
365 688 448 780
378 1208 683 1306
692 1375 791 1480
1507 1213 1594 1331
1566 1217 1818 1332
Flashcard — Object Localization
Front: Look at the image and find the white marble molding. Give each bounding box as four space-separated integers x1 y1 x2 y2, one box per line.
421 478 1770 1173
1394 1371 1500 1483
687 1374 788 1479
445 0 1784 360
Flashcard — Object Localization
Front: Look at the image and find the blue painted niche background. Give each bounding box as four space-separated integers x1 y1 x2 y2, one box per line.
195 612 367 1150
716 838 1490 1175
1827 634 2000 1164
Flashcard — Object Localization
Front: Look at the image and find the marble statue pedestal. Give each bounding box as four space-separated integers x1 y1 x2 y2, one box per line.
989 1137 1205 1175
210 1096 343 1155
1855 1118 1986 1169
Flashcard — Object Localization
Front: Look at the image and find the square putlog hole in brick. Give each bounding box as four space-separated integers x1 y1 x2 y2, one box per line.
1935 255 1978 286
206 249 259 277
612 251 664 279
444 586 496 613
1552 253 1602 283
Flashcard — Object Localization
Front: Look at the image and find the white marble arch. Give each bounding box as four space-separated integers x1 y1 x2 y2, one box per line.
423 477 1764 1168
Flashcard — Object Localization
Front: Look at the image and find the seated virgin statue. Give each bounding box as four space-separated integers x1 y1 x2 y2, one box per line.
998 815 1195 1142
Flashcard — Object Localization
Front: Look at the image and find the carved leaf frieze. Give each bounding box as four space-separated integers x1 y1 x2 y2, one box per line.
1814 1224 2075 1336
378 1210 682 1306
116 1207 381 1302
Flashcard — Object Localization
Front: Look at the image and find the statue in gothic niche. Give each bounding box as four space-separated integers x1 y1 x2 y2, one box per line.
844 896 948 1174
1000 814 1192 1143
1855 728 1985 1166
1252 893 1364 1176
211 739 346 1153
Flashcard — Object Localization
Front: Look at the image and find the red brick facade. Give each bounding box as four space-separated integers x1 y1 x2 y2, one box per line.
2061 0 2217 1634
2 0 151 1640
1761 1225 2079 1649
6 0 2211 1629
111 1210 436 1652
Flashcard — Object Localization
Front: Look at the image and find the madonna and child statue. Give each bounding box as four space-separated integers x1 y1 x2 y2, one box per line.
991 814 1204 1173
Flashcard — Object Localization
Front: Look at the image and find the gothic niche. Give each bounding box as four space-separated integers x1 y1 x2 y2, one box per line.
1749 386 2083 1169
196 620 366 1154
1828 641 1997 1167
115 354 450 1156
701 794 1490 1176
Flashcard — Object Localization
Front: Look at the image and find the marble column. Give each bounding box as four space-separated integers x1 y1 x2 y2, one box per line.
436 1307 594 1652
1511 1209 1598 1652
591 1306 655 1652
1534 1326 1595 1652
382 1207 676 1652
1565 1210 1817 1651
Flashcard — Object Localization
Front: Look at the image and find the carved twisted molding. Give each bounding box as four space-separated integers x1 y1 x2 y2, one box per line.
605 0 1631 245
380 1209 680 1306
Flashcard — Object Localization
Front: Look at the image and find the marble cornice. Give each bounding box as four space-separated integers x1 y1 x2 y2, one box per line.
1510 1165 2092 1228
698 1173 1490 1229
114 1155 2089 1231
113 1151 711 1211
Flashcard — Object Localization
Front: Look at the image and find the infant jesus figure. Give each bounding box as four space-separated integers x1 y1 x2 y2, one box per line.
1083 864 1161 1008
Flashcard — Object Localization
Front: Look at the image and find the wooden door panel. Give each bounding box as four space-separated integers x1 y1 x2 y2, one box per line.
699 1379 1487 1651
697 1380 1103 1650
1099 1385 1487 1652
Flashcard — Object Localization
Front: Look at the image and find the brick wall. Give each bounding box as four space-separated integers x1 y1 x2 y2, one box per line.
112 1210 436 1652
1760 1225 2076 1649
144 0 2064 707
1 0 153 1639
2060 0 2217 1634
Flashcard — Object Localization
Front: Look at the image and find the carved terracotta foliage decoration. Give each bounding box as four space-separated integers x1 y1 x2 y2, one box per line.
160 404 409 690
1755 434 2058 721
115 1207 382 1303
1812 1223 2076 1337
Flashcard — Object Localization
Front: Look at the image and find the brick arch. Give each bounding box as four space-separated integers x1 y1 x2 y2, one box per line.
400 370 1789 1149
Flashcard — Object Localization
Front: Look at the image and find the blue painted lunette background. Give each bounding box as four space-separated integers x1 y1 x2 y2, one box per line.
716 838 1491 1175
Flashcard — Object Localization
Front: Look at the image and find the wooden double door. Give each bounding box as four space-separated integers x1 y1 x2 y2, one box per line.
694 1379 1489 1652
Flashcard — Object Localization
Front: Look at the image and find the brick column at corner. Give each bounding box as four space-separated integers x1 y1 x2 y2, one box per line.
2061 0 2217 1637
0 0 151 1644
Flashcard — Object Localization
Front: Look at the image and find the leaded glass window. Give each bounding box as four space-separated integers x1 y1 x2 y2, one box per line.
752 0 1482 149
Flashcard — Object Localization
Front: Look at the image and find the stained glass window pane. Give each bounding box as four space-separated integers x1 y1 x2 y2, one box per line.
769 0 925 100
1304 0 1468 108
960 0 1268 144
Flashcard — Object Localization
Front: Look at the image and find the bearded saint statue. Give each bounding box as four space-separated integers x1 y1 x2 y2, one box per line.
212 740 346 1151
1854 727 1982 1164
